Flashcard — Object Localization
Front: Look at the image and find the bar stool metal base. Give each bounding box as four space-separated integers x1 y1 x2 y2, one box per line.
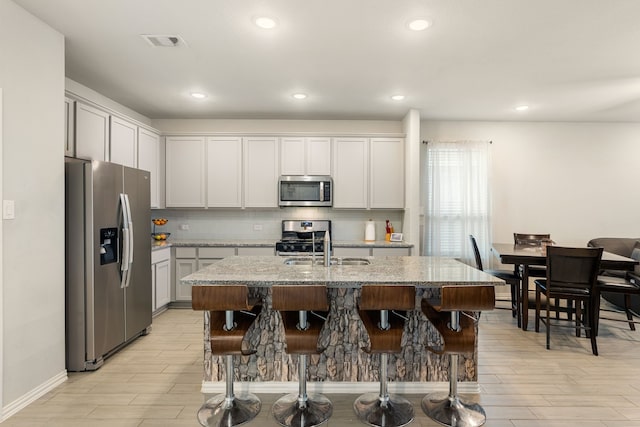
197 392 261 427
272 393 333 427
421 392 486 427
354 393 414 427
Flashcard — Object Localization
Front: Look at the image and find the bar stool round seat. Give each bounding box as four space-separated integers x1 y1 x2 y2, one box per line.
421 285 495 427
271 284 333 427
353 284 416 427
192 285 262 427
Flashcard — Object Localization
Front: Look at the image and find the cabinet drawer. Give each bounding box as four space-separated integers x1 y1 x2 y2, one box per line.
237 247 274 256
151 247 171 264
199 247 236 258
175 247 197 258
333 247 371 257
372 247 411 256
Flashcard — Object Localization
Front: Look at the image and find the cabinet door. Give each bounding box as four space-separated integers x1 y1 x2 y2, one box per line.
306 137 331 176
151 264 156 312
110 116 138 167
138 128 161 208
75 102 109 161
333 138 368 208
174 258 197 301
207 137 242 207
280 137 305 175
244 137 279 208
370 138 405 208
166 137 206 207
64 97 75 157
154 259 171 309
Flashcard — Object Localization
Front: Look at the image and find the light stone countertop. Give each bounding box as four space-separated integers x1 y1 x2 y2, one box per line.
181 255 503 288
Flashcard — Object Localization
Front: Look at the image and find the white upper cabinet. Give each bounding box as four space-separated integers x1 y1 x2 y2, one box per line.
306 137 331 175
165 136 206 207
370 138 405 209
207 137 242 207
280 137 305 175
137 128 161 208
333 137 369 208
75 102 109 161
109 116 138 167
64 97 75 157
244 137 279 208
333 137 405 209
280 137 331 176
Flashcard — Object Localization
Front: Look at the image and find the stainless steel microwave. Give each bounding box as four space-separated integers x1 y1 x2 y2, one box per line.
279 175 333 207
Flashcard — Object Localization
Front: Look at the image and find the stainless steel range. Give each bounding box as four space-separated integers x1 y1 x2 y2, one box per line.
275 220 331 256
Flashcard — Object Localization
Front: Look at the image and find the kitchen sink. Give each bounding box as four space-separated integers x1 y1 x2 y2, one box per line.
283 257 371 266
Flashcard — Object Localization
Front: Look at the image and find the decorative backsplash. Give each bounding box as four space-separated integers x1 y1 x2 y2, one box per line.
151 208 404 241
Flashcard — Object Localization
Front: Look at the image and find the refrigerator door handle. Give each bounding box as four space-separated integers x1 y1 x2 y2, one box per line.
119 193 130 289
123 193 134 288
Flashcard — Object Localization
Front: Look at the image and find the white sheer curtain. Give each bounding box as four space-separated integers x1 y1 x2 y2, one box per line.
423 140 492 266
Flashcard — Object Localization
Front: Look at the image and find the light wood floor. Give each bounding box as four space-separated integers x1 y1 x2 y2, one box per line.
3 303 640 427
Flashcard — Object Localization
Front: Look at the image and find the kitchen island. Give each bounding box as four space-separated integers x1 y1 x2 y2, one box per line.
181 256 503 394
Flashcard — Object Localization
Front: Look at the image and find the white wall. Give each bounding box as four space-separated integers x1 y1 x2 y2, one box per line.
153 118 403 135
421 121 640 255
0 0 66 417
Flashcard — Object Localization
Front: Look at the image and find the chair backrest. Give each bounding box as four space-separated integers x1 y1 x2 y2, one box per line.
469 235 484 271
272 284 329 311
514 233 552 246
359 284 415 311
192 285 253 311
546 246 603 292
439 285 496 312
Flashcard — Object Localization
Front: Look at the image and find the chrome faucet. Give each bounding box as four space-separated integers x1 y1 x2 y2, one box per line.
323 230 331 267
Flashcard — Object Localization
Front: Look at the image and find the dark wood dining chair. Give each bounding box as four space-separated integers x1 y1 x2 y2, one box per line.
534 246 603 355
514 233 552 323
469 235 521 326
595 246 640 332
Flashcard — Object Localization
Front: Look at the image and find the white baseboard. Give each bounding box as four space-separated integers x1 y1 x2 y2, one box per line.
1 370 67 422
201 380 480 395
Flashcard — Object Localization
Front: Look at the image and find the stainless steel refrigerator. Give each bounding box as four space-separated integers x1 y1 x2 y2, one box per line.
65 158 152 371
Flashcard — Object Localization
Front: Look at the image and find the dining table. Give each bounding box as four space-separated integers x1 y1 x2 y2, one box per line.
491 243 638 331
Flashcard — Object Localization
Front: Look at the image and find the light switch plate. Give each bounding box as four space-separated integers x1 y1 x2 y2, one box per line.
3 200 15 220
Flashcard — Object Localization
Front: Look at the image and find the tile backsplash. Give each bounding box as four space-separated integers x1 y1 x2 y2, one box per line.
151 208 404 241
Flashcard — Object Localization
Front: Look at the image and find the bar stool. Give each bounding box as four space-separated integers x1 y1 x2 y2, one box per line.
421 285 495 427
271 284 333 427
192 285 262 427
354 284 416 427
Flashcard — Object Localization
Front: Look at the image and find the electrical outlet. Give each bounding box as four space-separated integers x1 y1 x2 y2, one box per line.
3 200 15 220
253 224 263 231
180 224 190 231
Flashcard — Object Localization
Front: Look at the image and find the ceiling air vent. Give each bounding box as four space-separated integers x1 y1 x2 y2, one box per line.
140 34 187 48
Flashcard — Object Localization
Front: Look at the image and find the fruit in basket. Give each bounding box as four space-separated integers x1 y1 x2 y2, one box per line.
152 232 170 241
152 218 168 226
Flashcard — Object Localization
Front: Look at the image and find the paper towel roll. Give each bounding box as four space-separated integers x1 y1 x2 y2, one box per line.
365 220 376 242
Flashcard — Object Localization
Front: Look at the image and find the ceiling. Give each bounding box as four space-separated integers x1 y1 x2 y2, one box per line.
13 0 640 122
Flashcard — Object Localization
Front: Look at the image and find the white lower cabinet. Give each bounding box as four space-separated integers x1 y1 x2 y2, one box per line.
173 246 272 302
152 247 171 314
333 246 411 257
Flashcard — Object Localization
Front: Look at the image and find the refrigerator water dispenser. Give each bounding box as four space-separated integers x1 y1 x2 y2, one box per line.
100 227 118 265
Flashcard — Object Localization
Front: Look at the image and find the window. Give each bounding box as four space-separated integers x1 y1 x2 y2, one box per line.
423 140 491 264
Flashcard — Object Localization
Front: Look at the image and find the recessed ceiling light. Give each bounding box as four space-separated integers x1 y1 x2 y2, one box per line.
254 16 278 29
190 92 207 99
292 93 307 100
515 105 529 111
408 19 432 31
391 95 406 101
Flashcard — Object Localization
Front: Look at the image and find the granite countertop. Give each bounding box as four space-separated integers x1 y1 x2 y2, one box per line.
181 255 503 288
154 238 413 249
